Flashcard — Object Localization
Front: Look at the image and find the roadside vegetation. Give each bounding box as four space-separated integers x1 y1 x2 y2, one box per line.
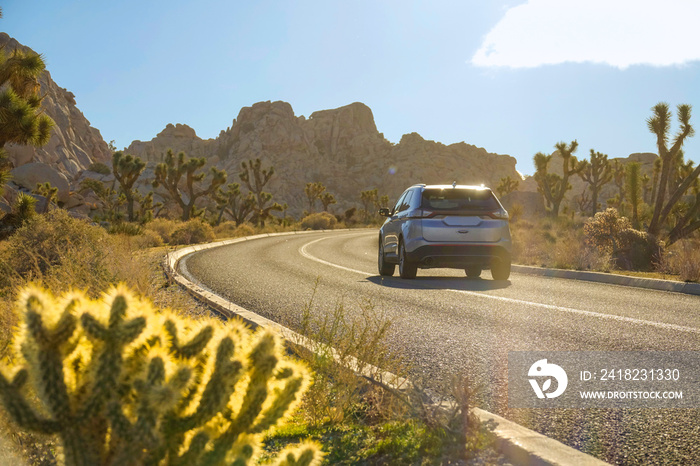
506 102 700 283
0 209 490 464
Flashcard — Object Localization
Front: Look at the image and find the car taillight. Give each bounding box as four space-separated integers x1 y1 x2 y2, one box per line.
486 209 509 220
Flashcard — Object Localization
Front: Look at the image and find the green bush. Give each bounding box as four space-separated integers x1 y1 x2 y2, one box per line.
144 218 179 244
0 284 320 466
301 212 337 230
87 162 111 175
170 218 216 245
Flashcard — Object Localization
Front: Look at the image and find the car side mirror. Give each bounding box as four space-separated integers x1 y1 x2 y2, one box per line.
378 207 391 217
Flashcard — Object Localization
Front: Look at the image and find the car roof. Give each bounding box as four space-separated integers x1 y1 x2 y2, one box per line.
411 184 491 191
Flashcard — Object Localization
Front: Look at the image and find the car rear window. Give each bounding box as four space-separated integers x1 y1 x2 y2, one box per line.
421 188 499 211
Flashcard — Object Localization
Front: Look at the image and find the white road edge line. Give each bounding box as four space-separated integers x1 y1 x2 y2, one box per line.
299 236 700 335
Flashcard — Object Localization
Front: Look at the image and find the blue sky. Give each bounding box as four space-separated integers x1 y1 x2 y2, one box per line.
4 0 700 176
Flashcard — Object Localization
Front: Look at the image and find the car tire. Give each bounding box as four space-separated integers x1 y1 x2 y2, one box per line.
378 238 395 276
491 258 511 280
465 266 481 278
399 240 417 279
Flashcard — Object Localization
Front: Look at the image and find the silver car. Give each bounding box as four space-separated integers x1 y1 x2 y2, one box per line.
377 184 512 280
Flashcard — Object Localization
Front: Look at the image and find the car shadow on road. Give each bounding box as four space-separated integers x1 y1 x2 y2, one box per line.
366 275 511 291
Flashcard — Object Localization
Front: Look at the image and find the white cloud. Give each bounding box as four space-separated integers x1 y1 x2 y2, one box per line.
472 0 700 69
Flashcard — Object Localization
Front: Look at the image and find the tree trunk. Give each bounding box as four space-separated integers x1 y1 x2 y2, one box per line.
590 185 599 217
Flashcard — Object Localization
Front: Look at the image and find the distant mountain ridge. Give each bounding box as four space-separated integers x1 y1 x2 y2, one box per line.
125 101 520 214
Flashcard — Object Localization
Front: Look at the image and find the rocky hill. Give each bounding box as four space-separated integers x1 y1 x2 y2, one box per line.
0 34 111 176
125 101 520 215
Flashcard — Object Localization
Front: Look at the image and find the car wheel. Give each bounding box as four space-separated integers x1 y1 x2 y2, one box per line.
399 240 417 279
491 257 511 280
378 238 395 276
465 266 481 278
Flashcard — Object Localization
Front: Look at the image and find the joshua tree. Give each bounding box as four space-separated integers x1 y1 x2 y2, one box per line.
641 174 651 204
496 176 519 198
0 16 54 194
33 181 58 213
626 162 642 229
0 192 36 237
578 149 612 216
79 178 124 222
320 191 336 212
649 157 662 206
215 182 255 226
646 103 700 244
575 187 592 214
112 151 146 221
533 140 584 217
153 149 227 221
239 159 281 227
136 191 158 224
360 188 378 221
304 182 325 212
612 160 626 206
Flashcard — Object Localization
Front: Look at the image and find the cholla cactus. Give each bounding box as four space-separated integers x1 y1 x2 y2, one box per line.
0 285 321 466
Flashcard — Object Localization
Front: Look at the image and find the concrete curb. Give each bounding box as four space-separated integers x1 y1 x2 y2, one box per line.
162 230 610 466
512 265 700 296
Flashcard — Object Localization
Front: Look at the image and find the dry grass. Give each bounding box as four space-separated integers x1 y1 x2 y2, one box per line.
277 284 489 463
511 217 611 271
512 214 700 282
658 239 700 282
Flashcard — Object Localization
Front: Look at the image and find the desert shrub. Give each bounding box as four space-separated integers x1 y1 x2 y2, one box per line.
0 209 111 293
613 229 660 271
584 208 631 255
552 230 611 271
144 217 179 244
659 239 700 282
107 221 142 236
213 221 238 238
584 208 659 270
509 202 524 222
214 222 258 239
343 207 357 226
131 228 164 249
301 212 337 230
0 285 320 466
170 218 216 245
510 220 553 267
87 162 111 175
234 223 256 237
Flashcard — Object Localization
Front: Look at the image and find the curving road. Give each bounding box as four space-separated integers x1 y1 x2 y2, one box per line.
182 229 700 464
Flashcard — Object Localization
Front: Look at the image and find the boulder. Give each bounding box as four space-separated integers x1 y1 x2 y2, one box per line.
10 162 71 203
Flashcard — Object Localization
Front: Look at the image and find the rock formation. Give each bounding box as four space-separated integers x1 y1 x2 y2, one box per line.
126 101 521 215
0 34 111 176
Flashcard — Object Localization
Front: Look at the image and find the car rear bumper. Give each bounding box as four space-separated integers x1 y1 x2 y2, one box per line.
405 239 512 269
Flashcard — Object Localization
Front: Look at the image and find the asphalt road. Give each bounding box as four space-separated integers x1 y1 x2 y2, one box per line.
182 229 700 465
